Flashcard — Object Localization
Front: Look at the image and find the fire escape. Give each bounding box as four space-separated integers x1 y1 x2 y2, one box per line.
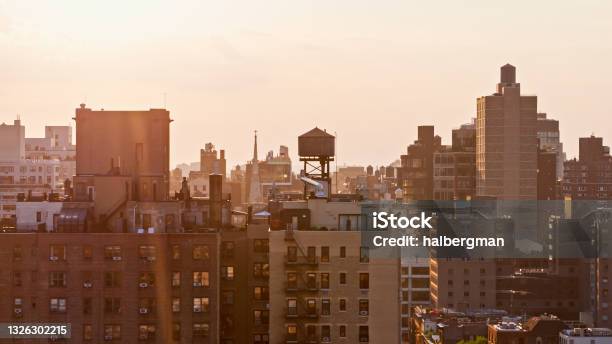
284 229 321 344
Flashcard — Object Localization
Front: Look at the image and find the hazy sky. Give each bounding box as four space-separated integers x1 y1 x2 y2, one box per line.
1 0 611 169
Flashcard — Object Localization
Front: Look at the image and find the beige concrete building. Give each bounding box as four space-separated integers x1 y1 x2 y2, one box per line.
268 198 400 343
476 64 538 200
269 229 400 343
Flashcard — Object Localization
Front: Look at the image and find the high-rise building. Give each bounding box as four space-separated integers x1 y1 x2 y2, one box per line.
476 64 538 200
537 113 565 180
398 126 441 200
433 122 476 200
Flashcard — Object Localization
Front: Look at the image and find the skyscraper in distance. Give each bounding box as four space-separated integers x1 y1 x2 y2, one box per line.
476 64 538 200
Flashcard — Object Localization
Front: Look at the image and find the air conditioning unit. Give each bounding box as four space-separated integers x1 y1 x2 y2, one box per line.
13 308 22 314
193 282 202 287
139 282 149 288
49 256 59 261
359 310 369 316
139 308 149 314
104 335 113 341
83 282 93 288
112 256 122 261
321 337 331 342
194 308 202 313
139 334 148 340
147 257 156 261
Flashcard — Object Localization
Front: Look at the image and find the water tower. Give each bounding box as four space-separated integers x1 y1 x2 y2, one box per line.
298 127 335 199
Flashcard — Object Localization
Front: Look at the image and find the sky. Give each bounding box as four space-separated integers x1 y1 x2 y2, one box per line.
1 0 611 170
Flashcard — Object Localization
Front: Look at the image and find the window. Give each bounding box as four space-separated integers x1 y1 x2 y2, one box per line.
306 272 317 289
253 286 269 301
172 272 181 287
359 273 369 289
286 325 297 341
138 245 156 261
359 299 369 315
172 323 181 341
193 297 209 313
139 272 155 286
253 263 269 278
321 299 331 315
306 325 316 339
340 246 346 258
339 325 347 338
82 246 93 260
104 298 121 314
104 246 121 260
139 298 156 313
222 266 235 280
222 241 235 257
306 299 316 315
192 245 209 260
222 291 234 305
171 245 181 260
193 272 209 287
360 247 369 263
254 239 269 253
83 324 93 341
253 310 269 325
49 271 67 288
138 325 155 340
339 299 347 311
104 272 121 288
83 298 92 314
320 273 330 289
172 298 181 313
307 246 316 262
287 272 297 289
359 326 369 342
287 246 297 262
321 325 331 342
12 246 22 261
104 325 121 340
253 334 269 344
340 272 347 285
50 298 67 313
287 299 297 316
321 246 330 263
50 245 66 261
13 271 22 287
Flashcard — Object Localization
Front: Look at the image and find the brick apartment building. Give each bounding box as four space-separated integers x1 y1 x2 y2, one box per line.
0 232 220 343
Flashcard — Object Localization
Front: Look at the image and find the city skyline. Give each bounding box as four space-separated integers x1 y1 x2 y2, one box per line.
2 0 612 169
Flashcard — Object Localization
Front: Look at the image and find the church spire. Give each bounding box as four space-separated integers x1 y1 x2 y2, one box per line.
248 130 263 205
